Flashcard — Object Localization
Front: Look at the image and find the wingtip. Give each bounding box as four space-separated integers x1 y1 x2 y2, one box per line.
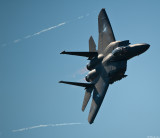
88 120 93 124
60 51 66 54
101 8 106 11
99 8 106 17
88 115 93 124
81 107 85 112
89 35 93 38
89 36 93 41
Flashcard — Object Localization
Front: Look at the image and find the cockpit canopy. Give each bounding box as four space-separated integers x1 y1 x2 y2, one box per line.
112 46 129 56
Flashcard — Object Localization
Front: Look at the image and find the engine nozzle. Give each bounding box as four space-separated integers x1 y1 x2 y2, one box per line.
85 69 99 82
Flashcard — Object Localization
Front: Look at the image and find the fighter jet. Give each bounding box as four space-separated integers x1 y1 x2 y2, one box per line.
59 8 150 124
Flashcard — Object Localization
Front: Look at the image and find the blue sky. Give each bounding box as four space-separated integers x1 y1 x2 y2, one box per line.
0 0 160 138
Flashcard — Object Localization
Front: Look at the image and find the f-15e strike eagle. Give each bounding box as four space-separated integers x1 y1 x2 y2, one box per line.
59 9 150 124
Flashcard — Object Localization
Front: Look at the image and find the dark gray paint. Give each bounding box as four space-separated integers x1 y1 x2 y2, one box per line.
59 8 150 124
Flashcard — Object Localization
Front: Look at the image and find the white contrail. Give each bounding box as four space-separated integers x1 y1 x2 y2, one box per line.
78 67 88 75
13 39 21 43
1 11 98 47
24 35 32 39
31 22 66 37
72 67 88 78
78 16 84 19
12 122 83 132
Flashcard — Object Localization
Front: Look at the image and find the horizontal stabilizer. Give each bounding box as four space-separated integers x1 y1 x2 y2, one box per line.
59 81 93 88
60 51 98 60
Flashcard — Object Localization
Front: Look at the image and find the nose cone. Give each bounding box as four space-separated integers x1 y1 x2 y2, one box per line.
130 43 150 55
141 43 150 52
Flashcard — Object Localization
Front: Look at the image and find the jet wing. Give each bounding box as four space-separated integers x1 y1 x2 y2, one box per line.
88 74 109 124
98 9 115 54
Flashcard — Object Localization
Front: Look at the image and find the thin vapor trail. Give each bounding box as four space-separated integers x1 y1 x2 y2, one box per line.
72 67 88 78
78 67 88 75
1 11 97 47
26 22 66 38
12 122 84 132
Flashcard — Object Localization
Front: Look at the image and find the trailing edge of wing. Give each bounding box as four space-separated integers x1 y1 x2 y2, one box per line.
59 81 93 88
60 51 98 60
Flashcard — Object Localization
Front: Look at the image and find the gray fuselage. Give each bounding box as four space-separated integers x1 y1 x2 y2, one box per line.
86 41 150 84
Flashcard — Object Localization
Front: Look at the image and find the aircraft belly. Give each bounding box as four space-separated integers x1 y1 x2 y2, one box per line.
107 60 127 84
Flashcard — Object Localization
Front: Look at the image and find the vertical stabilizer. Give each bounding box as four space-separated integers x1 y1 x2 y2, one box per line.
89 36 96 52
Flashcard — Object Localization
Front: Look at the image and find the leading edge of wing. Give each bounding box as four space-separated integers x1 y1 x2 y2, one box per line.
88 76 109 124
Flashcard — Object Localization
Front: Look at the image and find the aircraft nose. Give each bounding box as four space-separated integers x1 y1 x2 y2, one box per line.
130 43 150 55
141 43 150 51
128 43 150 58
